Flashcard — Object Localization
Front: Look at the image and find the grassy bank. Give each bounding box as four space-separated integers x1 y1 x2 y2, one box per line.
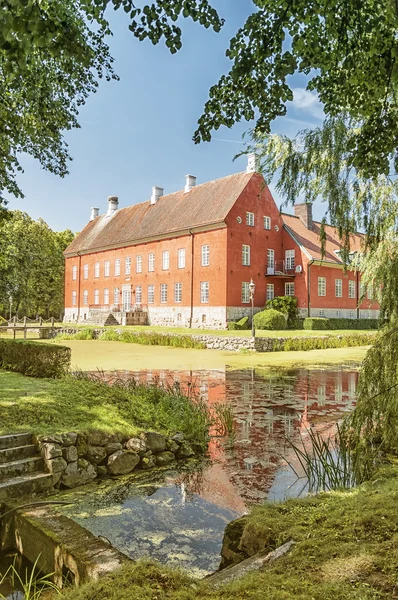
0 370 209 446
59 463 398 599
61 323 376 338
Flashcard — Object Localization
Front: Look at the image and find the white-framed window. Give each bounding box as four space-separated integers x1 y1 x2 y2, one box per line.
367 286 374 300
318 277 326 296
83 264 89 280
114 287 119 305
319 309 325 317
242 244 250 266
72 266 77 281
201 245 210 267
148 253 155 272
160 283 168 303
336 309 342 318
267 283 274 300
162 251 169 270
285 249 295 270
264 216 271 230
174 282 182 303
94 289 99 305
267 248 275 269
83 290 88 305
148 285 155 304
94 262 100 278
136 255 142 273
72 291 77 306
241 282 250 303
135 285 142 305
201 281 209 303
349 280 356 298
104 288 109 305
246 211 254 226
178 248 186 269
335 279 343 298
114 259 120 276
285 282 295 296
359 283 366 300
104 260 110 277
349 309 356 319
125 257 131 275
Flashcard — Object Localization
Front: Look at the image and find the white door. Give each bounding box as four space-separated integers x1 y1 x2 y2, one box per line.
267 249 275 274
122 288 131 311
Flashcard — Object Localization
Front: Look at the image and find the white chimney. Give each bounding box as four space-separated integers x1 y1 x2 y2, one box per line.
107 196 119 215
184 174 196 193
246 152 259 174
90 207 99 221
151 186 164 205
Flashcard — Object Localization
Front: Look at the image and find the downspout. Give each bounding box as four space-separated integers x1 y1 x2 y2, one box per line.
356 270 360 320
307 260 314 317
189 230 194 328
76 252 82 323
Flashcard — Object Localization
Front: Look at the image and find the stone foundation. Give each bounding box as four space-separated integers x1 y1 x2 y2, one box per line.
298 307 380 319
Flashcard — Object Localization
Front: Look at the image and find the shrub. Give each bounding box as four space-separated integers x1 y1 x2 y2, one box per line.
0 316 7 326
227 316 250 331
0 339 71 377
253 309 287 330
303 317 330 330
58 328 96 340
304 317 380 330
273 332 377 352
266 296 298 328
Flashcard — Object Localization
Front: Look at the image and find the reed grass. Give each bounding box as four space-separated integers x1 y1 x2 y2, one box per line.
0 555 60 600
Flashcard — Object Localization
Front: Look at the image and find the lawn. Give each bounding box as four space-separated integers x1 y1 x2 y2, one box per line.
59 462 398 600
41 339 369 371
0 370 209 445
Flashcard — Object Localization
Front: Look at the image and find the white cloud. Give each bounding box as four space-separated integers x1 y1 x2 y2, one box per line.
290 88 324 119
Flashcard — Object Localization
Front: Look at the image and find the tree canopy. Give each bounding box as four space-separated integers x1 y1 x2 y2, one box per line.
0 0 223 207
0 211 74 318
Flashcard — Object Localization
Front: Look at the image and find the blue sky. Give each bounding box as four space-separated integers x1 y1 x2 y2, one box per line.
11 0 325 232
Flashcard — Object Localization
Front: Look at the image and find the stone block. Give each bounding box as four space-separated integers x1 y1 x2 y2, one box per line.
97 465 108 477
155 451 175 466
141 432 166 454
107 451 140 475
140 455 156 469
61 432 78 447
125 437 147 456
41 443 62 460
176 442 195 459
62 446 78 463
106 442 123 455
85 445 107 465
45 457 67 474
61 459 97 488
166 439 180 453
171 432 184 445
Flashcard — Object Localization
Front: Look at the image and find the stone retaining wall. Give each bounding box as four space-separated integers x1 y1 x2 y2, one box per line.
36 430 196 489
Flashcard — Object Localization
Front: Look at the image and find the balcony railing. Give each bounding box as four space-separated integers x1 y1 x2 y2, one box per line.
266 260 296 276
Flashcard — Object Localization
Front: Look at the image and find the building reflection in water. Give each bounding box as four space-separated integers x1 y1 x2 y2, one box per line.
128 367 358 513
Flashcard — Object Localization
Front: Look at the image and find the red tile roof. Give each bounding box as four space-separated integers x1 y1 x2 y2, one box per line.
282 213 364 262
64 171 255 256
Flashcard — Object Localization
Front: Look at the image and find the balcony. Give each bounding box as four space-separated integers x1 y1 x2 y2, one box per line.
265 260 296 278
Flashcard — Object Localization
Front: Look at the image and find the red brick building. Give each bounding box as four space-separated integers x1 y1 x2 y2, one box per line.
63 155 379 327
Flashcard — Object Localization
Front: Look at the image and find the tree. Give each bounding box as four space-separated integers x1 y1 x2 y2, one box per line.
1 0 223 207
0 211 74 318
194 0 398 181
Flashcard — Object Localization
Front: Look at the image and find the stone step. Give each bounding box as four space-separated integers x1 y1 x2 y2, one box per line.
0 433 32 450
0 457 44 482
0 444 37 464
0 472 56 502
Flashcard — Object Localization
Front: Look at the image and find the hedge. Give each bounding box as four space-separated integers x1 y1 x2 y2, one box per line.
0 339 71 378
227 316 250 331
266 296 298 328
271 332 377 352
253 309 287 330
303 317 380 330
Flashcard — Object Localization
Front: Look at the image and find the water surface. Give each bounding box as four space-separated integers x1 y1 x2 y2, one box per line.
59 366 358 576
